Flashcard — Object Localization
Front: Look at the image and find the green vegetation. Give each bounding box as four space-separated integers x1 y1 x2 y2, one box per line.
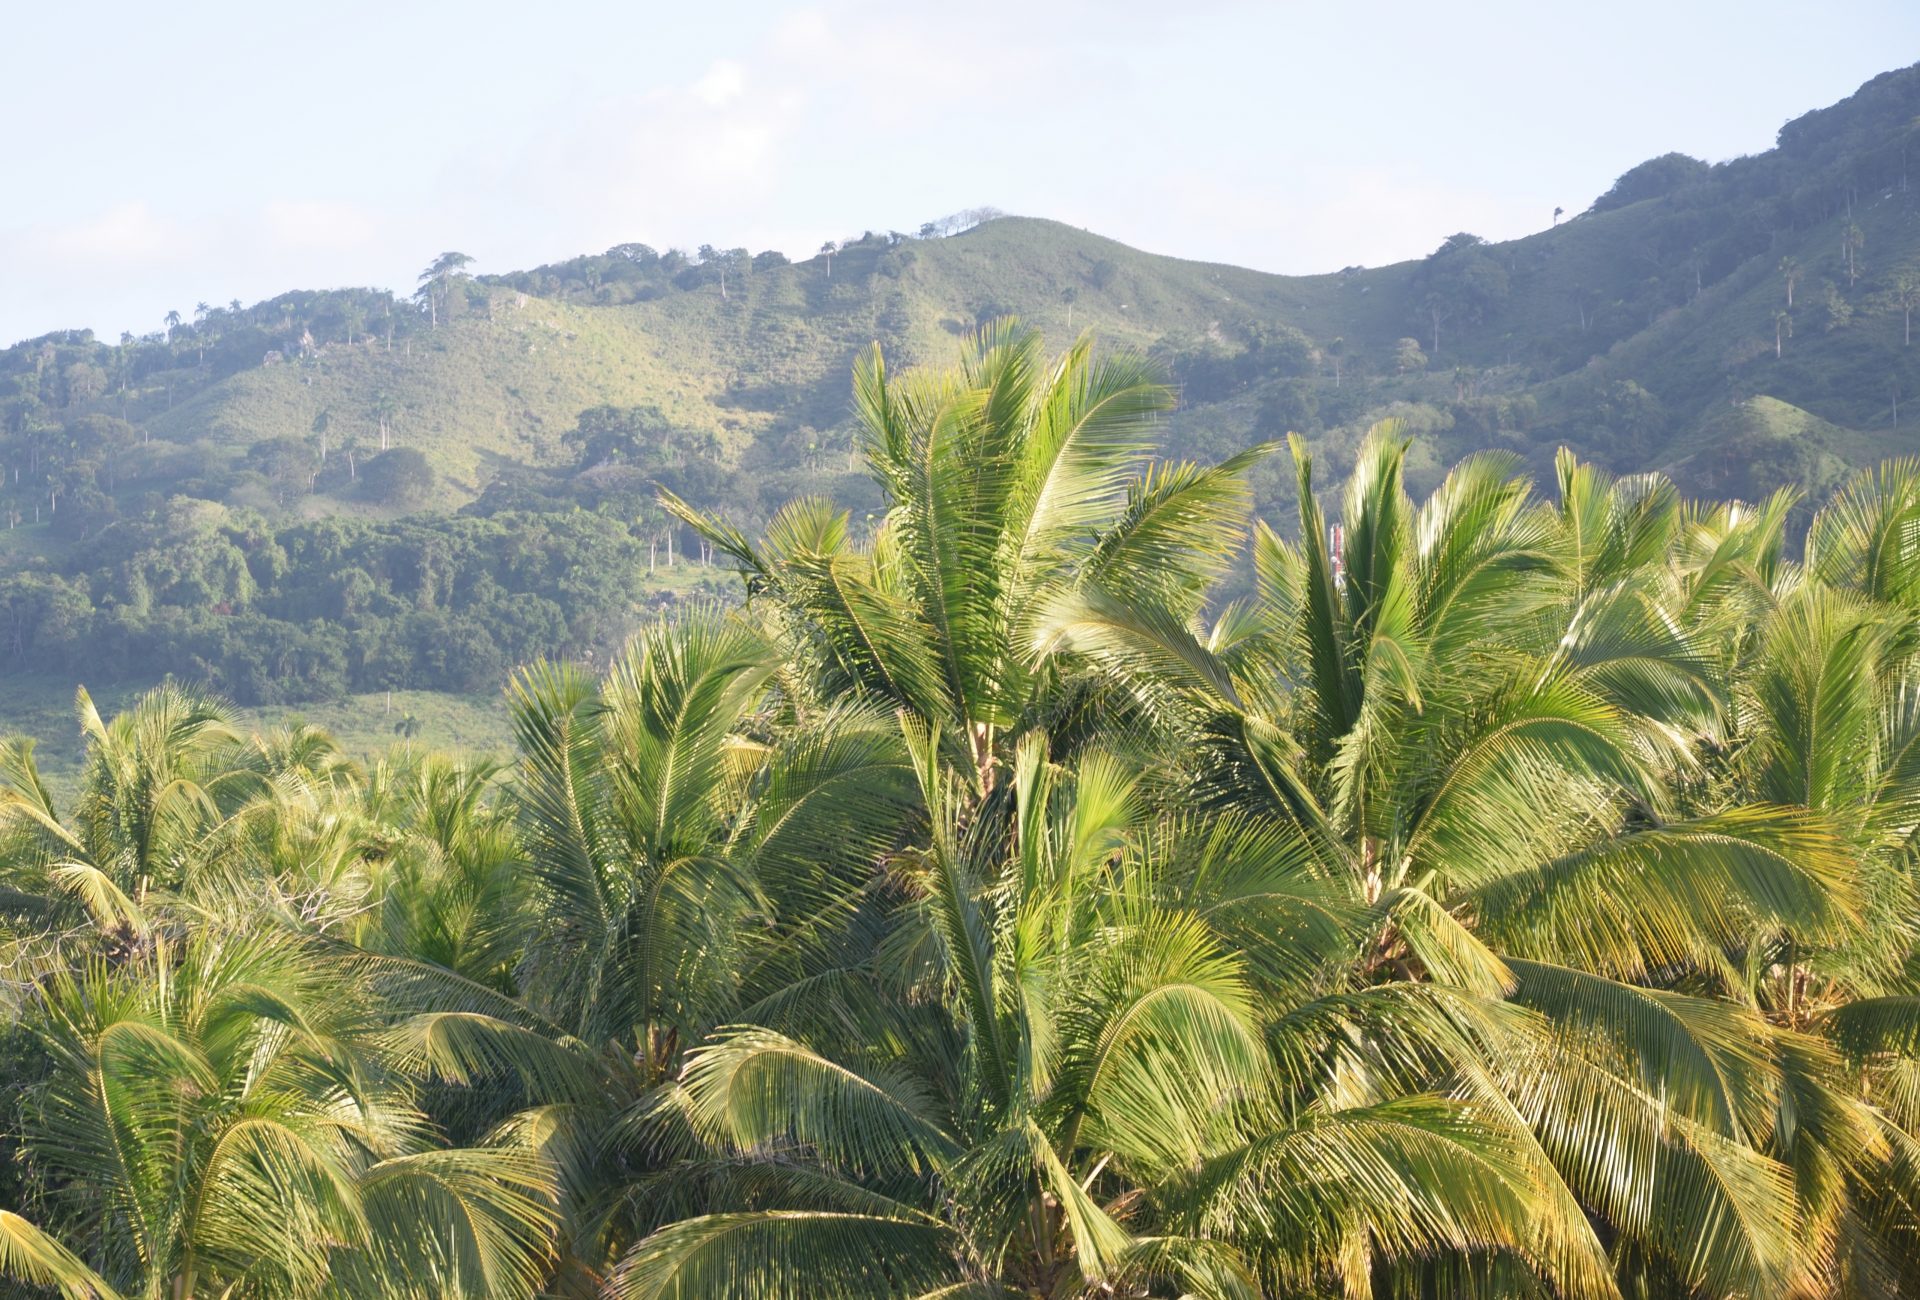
0 675 511 797
0 500 734 707
4 329 1920 1297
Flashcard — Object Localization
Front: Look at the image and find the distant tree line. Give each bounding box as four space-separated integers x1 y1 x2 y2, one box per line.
481 210 1004 305
0 499 725 704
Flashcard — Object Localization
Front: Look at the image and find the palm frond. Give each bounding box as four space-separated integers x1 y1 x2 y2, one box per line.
681 1026 960 1176
607 1210 957 1300
0 1213 120 1300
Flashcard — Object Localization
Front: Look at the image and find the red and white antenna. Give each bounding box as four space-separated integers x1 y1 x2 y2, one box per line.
1329 523 1345 592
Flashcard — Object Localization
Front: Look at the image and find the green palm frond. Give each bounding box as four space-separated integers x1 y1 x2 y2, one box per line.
1169 1096 1585 1294
1073 443 1274 612
1469 807 1858 977
607 1209 958 1300
508 658 612 958
1553 448 1681 595
1549 579 1723 734
1503 958 1781 1138
387 1011 604 1104
780 550 951 720
1003 336 1169 592
1500 1035 1811 1297
1051 910 1266 1177
1286 434 1359 752
598 606 773 861
682 1026 960 1177
350 1148 559 1299
0 1213 120 1300
898 718 1013 1108
1412 448 1562 661
1382 885 1514 998
1805 456 1920 606
1145 812 1357 993
1745 584 1902 811
1822 996 1920 1062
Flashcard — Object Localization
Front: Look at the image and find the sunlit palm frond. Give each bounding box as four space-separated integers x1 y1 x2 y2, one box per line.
607 1209 958 1300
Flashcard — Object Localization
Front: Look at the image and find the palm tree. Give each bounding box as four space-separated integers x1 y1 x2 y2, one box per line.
1891 272 1919 345
0 685 242 918
667 321 1263 795
18 328 1920 1297
417 252 475 328
352 752 525 992
608 726 1608 1297
387 609 923 1277
373 390 398 450
0 923 558 1300
1035 430 1887 1293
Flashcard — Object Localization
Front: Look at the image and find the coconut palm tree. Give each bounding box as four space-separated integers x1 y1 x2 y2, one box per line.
605 720 1612 1298
384 607 925 1277
1702 459 1920 1290
15 329 1920 1298
417 252 475 328
666 322 1265 795
0 923 558 1300
0 686 250 937
1034 428 1895 1295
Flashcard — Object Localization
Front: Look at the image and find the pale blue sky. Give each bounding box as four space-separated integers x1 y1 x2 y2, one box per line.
4 0 1918 346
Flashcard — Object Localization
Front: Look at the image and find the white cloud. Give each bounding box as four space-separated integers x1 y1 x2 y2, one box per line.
691 59 748 108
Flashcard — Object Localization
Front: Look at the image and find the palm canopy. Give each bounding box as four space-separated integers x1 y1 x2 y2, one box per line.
1040 428 1920 1295
364 605 927 1277
607 730 1612 1300
667 321 1269 788
4 923 556 1300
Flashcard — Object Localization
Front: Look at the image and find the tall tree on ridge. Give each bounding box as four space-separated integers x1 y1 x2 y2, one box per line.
418 252 476 328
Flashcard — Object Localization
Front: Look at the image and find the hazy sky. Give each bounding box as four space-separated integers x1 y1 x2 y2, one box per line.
5 0 1918 346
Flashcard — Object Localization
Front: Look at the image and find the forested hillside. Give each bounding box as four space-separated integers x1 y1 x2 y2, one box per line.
7 65 1920 760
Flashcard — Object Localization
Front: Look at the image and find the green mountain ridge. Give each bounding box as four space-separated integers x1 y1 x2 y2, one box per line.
7 61 1920 758
16 55 1920 518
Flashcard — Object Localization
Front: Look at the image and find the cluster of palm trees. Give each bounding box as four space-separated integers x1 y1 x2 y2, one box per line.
3 322 1920 1298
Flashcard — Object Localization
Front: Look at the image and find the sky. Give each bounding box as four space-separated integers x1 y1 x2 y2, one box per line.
3 0 1918 346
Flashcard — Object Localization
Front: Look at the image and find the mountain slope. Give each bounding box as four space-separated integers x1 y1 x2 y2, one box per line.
16 51 1920 527
7 62 1920 749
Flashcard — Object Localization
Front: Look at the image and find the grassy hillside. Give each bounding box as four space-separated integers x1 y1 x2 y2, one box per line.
125 218 1421 512
106 175 1920 519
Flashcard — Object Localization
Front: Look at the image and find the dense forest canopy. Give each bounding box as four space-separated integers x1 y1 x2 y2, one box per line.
2 327 1920 1297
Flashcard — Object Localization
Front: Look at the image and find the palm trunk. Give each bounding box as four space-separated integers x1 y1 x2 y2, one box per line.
971 721 995 795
